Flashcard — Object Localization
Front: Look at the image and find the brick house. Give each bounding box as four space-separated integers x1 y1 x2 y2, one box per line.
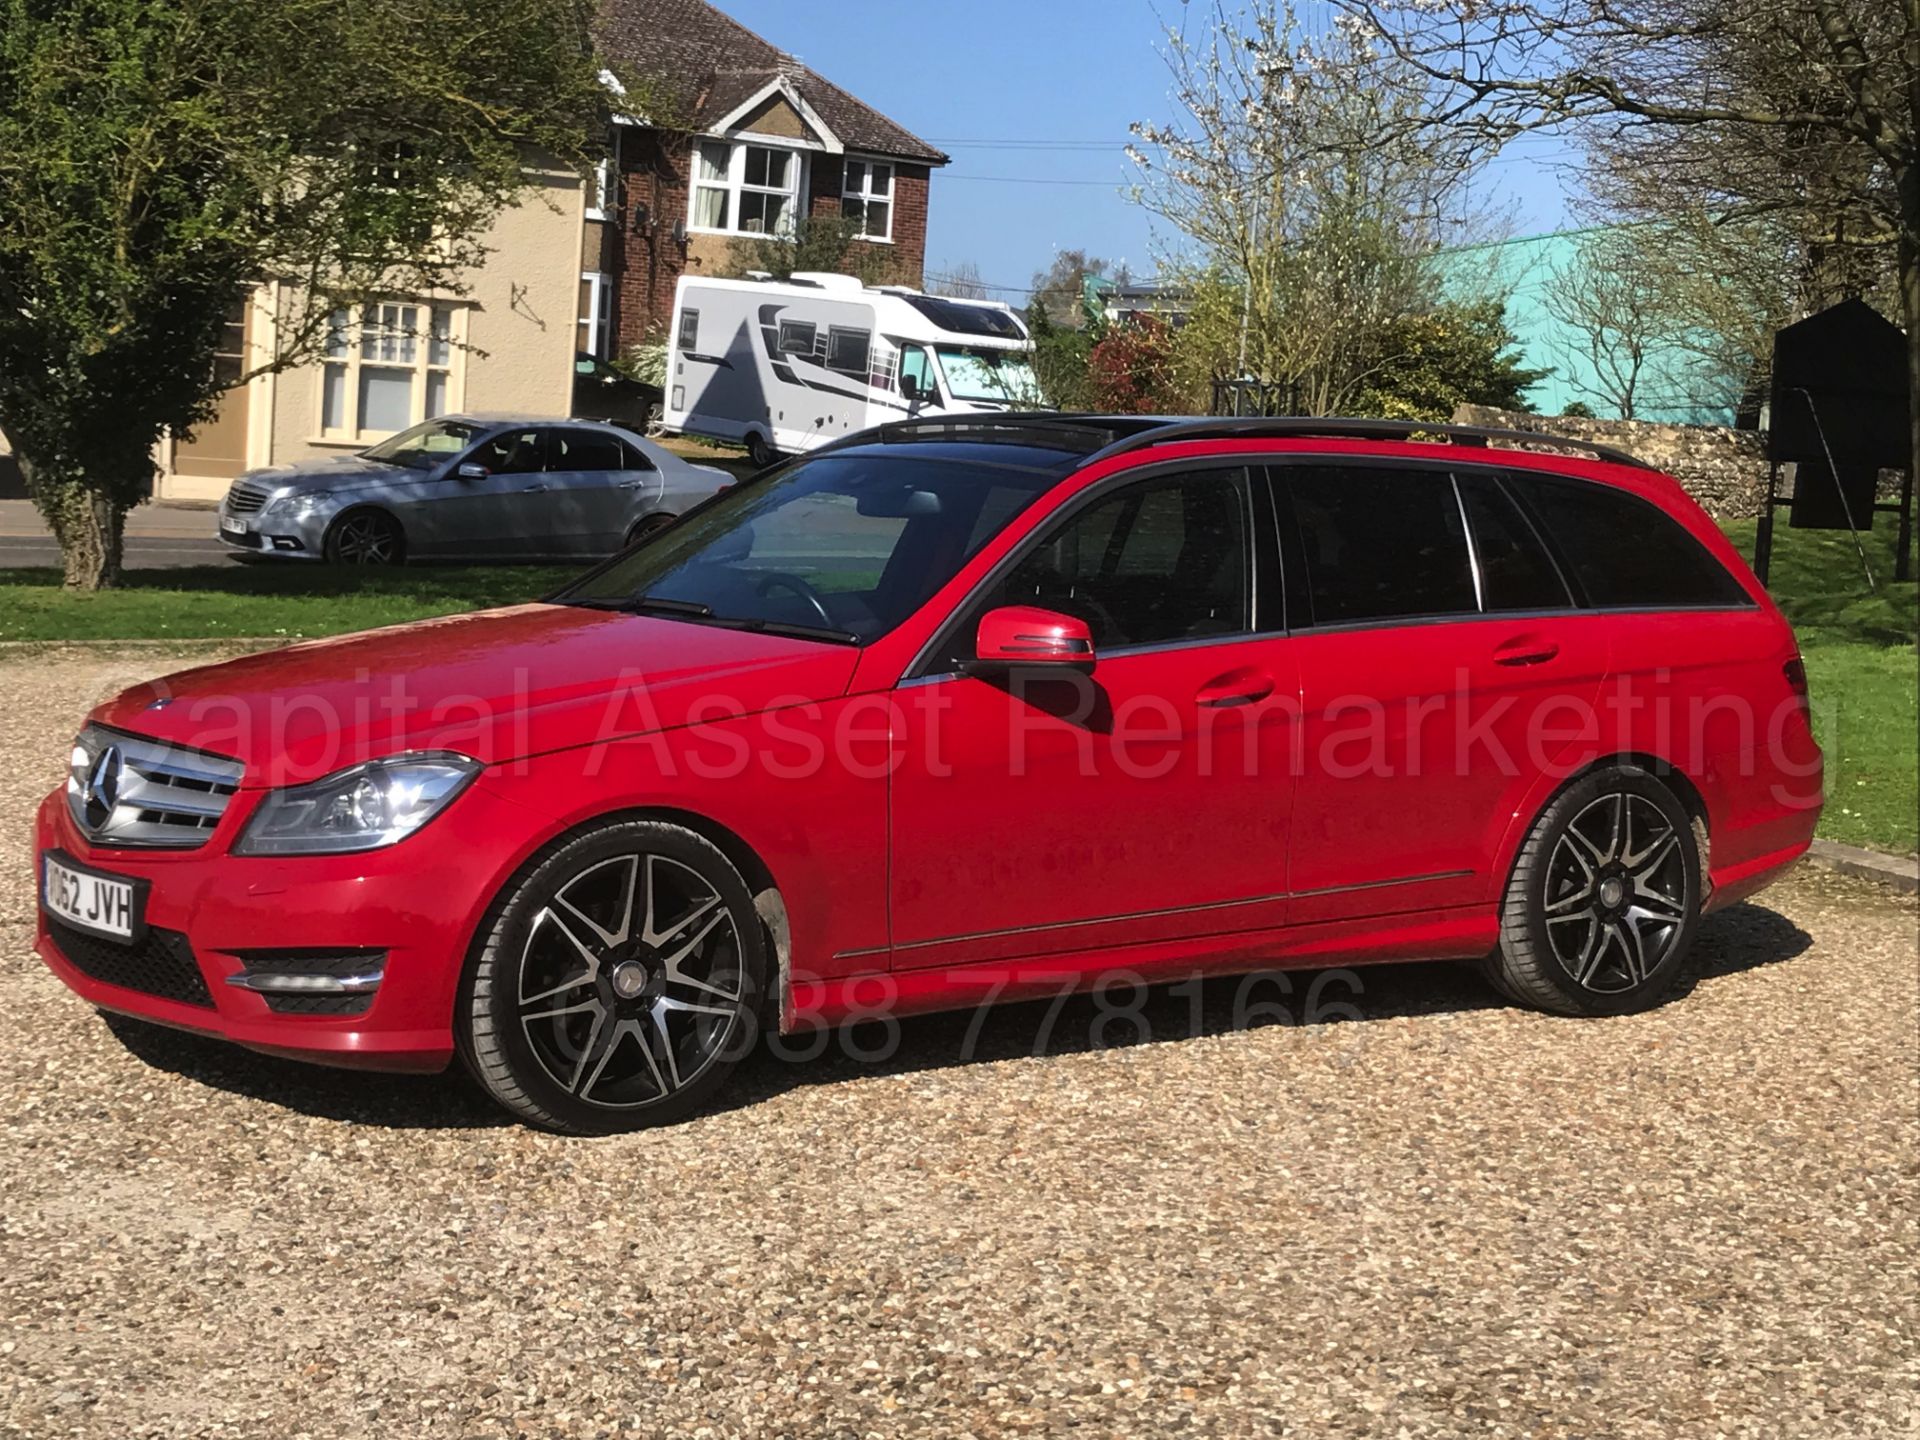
588 0 949 357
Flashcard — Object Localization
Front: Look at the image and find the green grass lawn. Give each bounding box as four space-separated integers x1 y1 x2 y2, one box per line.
3 502 1914 853
1719 519 1918 855
0 563 578 642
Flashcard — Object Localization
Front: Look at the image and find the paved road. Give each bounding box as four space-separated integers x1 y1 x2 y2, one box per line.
1 649 1914 1439
0 499 230 570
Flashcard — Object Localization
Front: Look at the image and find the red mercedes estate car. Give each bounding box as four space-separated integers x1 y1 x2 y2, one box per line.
35 417 1822 1132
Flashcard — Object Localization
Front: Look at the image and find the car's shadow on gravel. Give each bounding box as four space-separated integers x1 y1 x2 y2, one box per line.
97 1016 511 1130
95 901 1812 1132
714 900 1816 1117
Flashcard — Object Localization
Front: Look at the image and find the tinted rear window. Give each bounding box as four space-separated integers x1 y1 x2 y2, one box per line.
1457 472 1572 612
1285 466 1476 625
1507 474 1751 609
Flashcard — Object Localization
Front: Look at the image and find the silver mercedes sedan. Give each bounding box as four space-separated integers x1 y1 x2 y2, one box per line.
215 415 735 564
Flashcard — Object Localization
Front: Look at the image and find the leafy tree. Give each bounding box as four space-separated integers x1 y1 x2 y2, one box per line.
1350 299 1547 421
1029 250 1109 330
0 0 623 588
1087 318 1187 414
1130 1 1502 416
1024 288 1108 410
726 215 909 286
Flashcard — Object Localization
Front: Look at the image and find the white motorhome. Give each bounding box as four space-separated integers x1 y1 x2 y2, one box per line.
662 273 1039 465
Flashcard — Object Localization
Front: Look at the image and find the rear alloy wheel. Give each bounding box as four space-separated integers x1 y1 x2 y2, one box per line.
323 509 404 565
624 512 677 549
1489 765 1701 1016
460 820 768 1133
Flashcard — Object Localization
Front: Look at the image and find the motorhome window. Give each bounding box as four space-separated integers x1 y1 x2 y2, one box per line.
677 309 699 351
934 347 1041 405
901 295 1027 340
778 320 818 357
898 346 937 397
826 328 872 376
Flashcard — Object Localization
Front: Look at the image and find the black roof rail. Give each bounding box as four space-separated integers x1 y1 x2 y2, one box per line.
800 413 1655 471
805 413 1164 459
1080 415 1657 470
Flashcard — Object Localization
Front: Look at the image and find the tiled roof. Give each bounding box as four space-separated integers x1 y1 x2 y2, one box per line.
596 0 948 164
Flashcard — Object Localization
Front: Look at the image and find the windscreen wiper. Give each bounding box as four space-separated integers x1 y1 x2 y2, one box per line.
565 594 714 616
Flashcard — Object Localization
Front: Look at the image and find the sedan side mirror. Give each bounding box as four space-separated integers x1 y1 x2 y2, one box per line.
457 462 490 480
972 605 1096 670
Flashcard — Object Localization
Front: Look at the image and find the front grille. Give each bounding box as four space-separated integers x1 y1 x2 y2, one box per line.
46 917 213 1008
224 480 270 514
68 724 244 849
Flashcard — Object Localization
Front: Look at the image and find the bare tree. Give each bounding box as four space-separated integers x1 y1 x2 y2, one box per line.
928 261 992 300
1544 229 1686 419
1337 0 1915 504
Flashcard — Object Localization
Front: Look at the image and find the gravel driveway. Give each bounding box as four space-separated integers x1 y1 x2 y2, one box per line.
2 649 1914 1438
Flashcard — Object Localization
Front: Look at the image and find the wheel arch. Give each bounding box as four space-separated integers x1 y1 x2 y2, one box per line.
324 502 407 560
1491 750 1714 903
457 802 793 1032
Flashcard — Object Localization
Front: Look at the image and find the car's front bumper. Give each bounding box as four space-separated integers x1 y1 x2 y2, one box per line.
215 500 329 560
31 783 532 1073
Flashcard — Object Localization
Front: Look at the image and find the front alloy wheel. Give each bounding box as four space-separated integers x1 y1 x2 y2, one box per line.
1489 764 1702 1016
461 821 768 1132
324 510 404 565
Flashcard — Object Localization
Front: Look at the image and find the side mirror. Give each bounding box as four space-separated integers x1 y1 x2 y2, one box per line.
457 462 490 480
900 375 926 403
972 605 1096 670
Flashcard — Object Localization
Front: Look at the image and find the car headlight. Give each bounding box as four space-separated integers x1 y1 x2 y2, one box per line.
234 753 480 856
264 489 334 517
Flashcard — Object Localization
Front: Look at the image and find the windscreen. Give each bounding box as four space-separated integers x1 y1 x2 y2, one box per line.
555 451 1061 642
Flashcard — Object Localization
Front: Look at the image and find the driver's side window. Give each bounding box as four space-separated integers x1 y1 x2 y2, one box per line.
959 468 1252 656
898 346 936 399
471 428 546 475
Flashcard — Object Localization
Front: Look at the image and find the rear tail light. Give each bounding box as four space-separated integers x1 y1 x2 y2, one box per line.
1783 656 1808 696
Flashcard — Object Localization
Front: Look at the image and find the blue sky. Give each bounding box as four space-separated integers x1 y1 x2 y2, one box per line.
716 0 1579 300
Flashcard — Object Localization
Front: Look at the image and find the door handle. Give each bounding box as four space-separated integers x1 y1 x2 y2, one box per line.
1493 637 1559 667
1195 669 1276 708
522 482 550 493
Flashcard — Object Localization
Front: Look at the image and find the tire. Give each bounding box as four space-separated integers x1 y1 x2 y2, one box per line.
624 512 676 549
1488 764 1702 1017
459 820 769 1134
745 432 778 469
323 508 405 566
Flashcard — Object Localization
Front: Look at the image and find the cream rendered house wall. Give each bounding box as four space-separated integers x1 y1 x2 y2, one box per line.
155 164 585 502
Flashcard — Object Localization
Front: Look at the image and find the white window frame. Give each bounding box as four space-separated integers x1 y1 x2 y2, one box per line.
579 271 612 358
315 301 465 443
842 157 895 243
584 156 614 223
686 139 805 238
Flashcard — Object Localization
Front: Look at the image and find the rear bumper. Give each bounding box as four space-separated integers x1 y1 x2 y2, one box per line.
30 786 532 1073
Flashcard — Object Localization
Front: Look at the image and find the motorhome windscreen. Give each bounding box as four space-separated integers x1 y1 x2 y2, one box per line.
554 448 1067 642
936 347 1042 405
900 295 1027 339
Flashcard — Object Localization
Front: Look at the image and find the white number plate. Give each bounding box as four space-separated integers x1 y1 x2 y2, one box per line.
43 854 139 941
219 515 249 537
